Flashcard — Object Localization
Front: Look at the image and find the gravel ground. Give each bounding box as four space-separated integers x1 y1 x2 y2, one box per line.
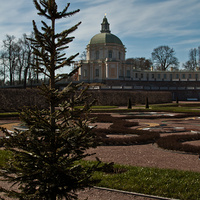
1 115 200 200
85 144 200 173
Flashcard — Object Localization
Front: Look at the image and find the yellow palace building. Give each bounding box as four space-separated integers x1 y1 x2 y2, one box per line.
74 16 200 101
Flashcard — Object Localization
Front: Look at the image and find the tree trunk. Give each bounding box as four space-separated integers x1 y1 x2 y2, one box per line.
23 66 28 89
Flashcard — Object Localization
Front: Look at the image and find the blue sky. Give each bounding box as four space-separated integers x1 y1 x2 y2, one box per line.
0 0 200 73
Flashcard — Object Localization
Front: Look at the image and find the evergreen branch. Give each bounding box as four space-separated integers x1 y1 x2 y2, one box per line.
57 46 68 52
55 53 79 70
56 53 66 60
32 21 46 49
55 66 80 83
56 22 81 39
67 65 80 77
61 9 80 18
56 37 74 49
0 1 100 199
56 22 81 47
60 3 70 16
33 0 50 19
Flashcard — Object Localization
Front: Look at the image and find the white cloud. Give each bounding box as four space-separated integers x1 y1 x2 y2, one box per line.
0 0 38 42
59 0 200 63
174 39 200 46
0 0 200 67
71 0 200 39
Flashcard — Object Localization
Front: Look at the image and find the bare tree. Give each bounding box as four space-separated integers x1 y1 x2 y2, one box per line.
0 51 8 84
182 60 194 71
183 47 200 71
15 34 33 84
80 51 86 60
1 35 20 85
199 46 200 67
0 33 42 87
151 45 179 71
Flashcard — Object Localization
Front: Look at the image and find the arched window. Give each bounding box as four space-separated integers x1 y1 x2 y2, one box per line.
108 50 112 59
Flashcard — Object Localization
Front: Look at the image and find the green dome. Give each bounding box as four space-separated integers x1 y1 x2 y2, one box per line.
89 33 123 45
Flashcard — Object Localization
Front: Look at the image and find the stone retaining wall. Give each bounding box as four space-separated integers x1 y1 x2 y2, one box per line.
0 89 47 112
87 90 172 106
0 89 172 111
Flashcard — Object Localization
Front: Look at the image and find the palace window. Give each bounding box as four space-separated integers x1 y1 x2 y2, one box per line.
182 74 185 79
151 74 154 79
157 74 161 79
83 69 87 77
127 70 130 78
108 50 112 59
163 74 167 79
96 51 99 59
189 74 192 79
120 69 123 76
95 69 99 77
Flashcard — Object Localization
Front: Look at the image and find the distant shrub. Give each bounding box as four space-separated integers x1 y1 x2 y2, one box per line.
176 97 179 104
91 113 160 145
97 130 160 146
109 119 138 130
145 97 149 109
89 114 114 123
120 113 198 120
127 98 132 109
156 134 200 154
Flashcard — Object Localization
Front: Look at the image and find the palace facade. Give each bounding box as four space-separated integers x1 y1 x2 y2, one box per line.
78 15 131 82
78 16 200 83
74 16 200 100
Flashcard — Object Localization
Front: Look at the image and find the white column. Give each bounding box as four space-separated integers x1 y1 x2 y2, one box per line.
106 62 109 79
99 64 102 80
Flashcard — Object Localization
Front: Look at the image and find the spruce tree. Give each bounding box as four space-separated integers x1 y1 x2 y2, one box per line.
127 98 132 109
0 1 99 199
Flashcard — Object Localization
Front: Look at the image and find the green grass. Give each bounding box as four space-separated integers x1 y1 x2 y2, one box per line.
90 161 200 200
89 103 200 113
1 103 200 114
0 112 19 117
75 105 118 110
1 150 200 199
91 106 118 109
149 103 200 113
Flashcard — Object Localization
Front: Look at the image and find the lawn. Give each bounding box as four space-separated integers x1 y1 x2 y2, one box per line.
1 103 200 114
93 162 200 200
1 150 200 200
